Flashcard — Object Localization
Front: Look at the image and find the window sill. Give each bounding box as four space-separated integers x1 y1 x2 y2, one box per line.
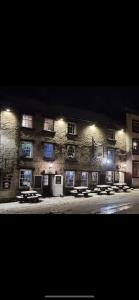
66 133 78 139
41 130 56 136
20 158 33 161
43 158 55 161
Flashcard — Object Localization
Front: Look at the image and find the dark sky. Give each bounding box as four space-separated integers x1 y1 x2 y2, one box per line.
0 86 139 120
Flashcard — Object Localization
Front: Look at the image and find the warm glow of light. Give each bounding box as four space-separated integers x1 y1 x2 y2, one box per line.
90 124 95 129
6 108 11 112
58 118 64 122
119 129 124 134
49 163 53 168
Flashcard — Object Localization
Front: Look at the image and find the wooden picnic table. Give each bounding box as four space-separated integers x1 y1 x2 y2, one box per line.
71 186 91 197
97 185 109 191
17 190 42 203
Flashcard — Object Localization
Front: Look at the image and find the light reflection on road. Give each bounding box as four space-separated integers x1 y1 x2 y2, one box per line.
97 203 132 214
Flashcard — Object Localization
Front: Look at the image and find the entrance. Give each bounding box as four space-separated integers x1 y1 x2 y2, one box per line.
42 174 63 197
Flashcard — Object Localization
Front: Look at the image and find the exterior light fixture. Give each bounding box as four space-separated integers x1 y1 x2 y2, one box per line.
6 108 11 112
107 159 111 164
49 163 53 168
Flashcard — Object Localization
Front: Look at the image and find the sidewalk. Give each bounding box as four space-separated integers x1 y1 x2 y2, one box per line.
0 190 139 214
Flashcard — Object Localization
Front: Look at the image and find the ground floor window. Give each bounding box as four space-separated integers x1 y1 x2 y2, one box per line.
133 161 139 177
105 171 114 184
81 171 88 186
65 171 75 187
92 172 99 185
19 169 32 188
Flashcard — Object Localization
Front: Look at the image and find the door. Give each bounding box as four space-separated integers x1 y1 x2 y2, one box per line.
42 174 53 197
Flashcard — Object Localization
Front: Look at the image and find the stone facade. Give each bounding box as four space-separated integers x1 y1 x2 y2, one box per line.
0 104 128 201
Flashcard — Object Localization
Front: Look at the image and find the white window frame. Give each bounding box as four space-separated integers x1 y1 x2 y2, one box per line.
22 114 33 128
105 171 114 184
19 169 32 188
67 122 76 135
65 171 75 187
44 118 54 132
67 145 76 158
81 171 88 187
20 141 33 159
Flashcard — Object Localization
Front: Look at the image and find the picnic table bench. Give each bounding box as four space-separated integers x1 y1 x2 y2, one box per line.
70 186 92 197
16 190 42 203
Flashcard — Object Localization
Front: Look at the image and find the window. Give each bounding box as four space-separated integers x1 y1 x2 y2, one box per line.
132 139 139 155
43 175 49 186
106 171 114 184
44 143 54 159
92 172 98 185
133 161 139 177
67 145 76 158
20 141 33 158
132 120 139 133
67 122 76 135
22 115 33 128
107 129 115 140
44 118 54 131
81 171 88 186
19 169 32 188
65 171 75 187
107 148 115 164
34 175 42 188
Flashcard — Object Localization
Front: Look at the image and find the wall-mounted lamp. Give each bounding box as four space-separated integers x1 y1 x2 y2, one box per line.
6 108 11 112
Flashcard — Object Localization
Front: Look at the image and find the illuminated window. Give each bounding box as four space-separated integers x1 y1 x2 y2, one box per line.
65 171 75 187
81 171 88 186
44 118 54 131
132 139 139 154
105 171 114 184
20 141 33 158
67 122 76 135
19 169 32 188
133 161 139 177
44 143 54 159
67 145 76 158
22 114 32 128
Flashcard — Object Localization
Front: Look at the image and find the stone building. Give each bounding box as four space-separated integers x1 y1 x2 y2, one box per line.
0 98 129 201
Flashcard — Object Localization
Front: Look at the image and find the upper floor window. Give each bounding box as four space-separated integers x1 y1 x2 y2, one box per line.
107 129 115 140
44 118 54 131
132 120 139 133
67 122 76 135
20 141 33 159
67 145 76 158
22 114 33 128
44 143 54 160
132 139 139 155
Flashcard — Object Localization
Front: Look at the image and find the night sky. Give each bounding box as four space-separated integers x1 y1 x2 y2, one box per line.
0 86 139 120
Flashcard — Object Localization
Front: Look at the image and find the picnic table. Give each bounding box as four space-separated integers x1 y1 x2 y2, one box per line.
113 183 130 192
70 186 91 197
16 190 42 203
96 185 115 195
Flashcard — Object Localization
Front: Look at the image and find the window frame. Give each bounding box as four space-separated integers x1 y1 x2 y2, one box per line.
67 144 76 159
133 160 139 178
44 118 54 132
81 171 88 187
132 138 139 155
64 170 75 188
21 114 33 129
132 120 139 133
20 141 33 159
19 169 32 188
67 122 77 135
105 171 114 184
107 148 115 164
43 143 55 160
92 171 99 185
